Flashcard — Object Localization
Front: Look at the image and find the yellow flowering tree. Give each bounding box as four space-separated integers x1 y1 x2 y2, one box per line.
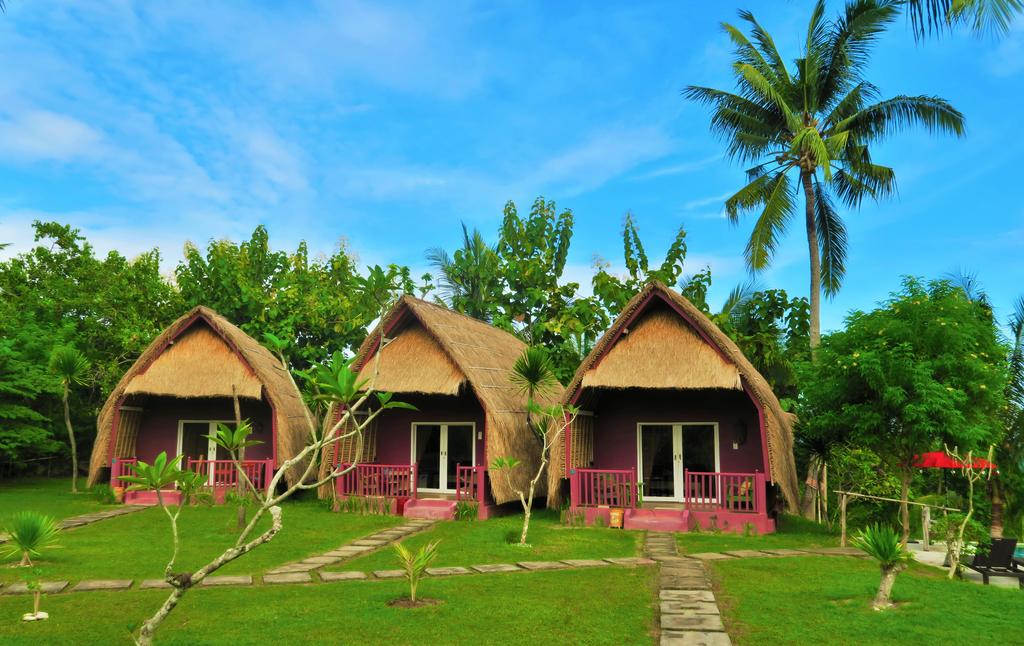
798 277 1007 543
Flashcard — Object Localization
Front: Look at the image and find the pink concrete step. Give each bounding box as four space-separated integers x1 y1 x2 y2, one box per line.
123 490 182 506
403 499 457 520
623 508 691 532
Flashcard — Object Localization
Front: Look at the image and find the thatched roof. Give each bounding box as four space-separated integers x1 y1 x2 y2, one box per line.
557 281 800 512
344 295 563 505
88 306 313 487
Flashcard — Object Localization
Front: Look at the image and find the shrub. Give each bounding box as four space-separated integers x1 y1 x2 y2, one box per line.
1 512 61 567
393 540 440 604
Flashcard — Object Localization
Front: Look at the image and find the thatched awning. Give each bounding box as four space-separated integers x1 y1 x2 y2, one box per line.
581 307 742 392
123 325 264 399
552 281 800 513
323 296 562 506
88 306 313 488
356 322 466 395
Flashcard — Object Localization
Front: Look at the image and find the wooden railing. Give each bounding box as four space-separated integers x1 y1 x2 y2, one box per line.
570 468 638 508
684 470 765 514
334 463 416 499
188 459 275 491
111 458 138 483
454 464 486 504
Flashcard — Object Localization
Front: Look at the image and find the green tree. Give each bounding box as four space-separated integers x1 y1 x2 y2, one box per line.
426 223 501 320
0 335 59 467
685 1 965 349
49 347 91 493
798 278 1007 543
991 296 1024 537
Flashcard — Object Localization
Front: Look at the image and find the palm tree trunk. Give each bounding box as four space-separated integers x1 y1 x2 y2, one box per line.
990 478 1004 538
873 563 903 610
801 171 822 350
63 383 78 493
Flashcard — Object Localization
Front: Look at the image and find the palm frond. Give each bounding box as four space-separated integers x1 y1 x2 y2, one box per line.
719 281 760 319
814 180 847 297
509 346 559 398
48 346 91 386
819 0 900 108
742 173 797 272
847 95 966 140
907 0 1023 38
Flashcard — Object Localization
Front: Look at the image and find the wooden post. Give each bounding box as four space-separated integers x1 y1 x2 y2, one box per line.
922 506 931 550
840 493 848 548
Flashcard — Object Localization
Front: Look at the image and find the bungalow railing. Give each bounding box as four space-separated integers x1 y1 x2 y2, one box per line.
334 463 416 500
110 458 138 483
454 464 486 505
570 468 638 509
684 470 766 514
188 459 275 491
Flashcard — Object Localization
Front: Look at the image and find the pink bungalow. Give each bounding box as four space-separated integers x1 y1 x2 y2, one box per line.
87 306 311 504
318 296 560 520
550 282 800 533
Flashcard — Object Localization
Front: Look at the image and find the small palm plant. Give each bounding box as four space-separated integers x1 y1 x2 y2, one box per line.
49 346 91 493
2 512 61 567
852 524 914 610
393 540 440 605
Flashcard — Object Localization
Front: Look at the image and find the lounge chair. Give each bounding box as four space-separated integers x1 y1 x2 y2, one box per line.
965 538 1024 588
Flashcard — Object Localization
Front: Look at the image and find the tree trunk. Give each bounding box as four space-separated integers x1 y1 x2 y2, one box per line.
873 563 904 610
233 387 247 531
801 171 822 350
990 478 1004 539
63 384 78 493
138 586 186 645
800 456 821 520
899 467 911 546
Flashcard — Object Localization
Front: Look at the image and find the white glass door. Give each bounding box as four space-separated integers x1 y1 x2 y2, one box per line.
638 423 718 502
412 423 475 493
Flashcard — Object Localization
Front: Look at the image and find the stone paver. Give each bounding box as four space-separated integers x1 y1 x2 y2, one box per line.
604 557 656 566
320 571 369 582
688 552 736 561
373 569 406 579
662 614 726 632
661 600 721 615
721 550 768 559
72 579 133 592
805 547 864 557
301 556 341 565
200 575 252 587
516 561 568 571
662 630 733 646
263 572 312 584
351 539 388 547
759 548 808 556
139 579 172 590
55 506 146 533
561 559 610 568
471 563 522 573
4 581 68 594
661 589 715 602
426 566 471 576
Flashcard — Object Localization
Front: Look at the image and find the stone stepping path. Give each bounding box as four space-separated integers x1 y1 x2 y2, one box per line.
264 518 436 575
4 556 656 595
685 546 865 562
0 506 146 544
647 532 731 646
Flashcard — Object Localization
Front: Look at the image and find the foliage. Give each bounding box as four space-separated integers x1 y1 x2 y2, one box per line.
827 445 902 528
454 500 479 521
905 0 1023 38
724 289 810 400
0 337 59 465
797 278 1008 540
509 346 559 400
49 345 91 492
393 540 440 603
426 223 501 321
685 0 964 346
1 511 61 567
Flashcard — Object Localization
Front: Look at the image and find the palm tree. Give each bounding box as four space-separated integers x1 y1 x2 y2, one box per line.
49 346 91 493
426 223 500 321
905 0 1023 38
685 0 965 349
852 524 913 610
1 512 60 567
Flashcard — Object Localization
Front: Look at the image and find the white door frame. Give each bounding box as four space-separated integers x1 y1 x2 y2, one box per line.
410 422 476 493
636 422 720 502
177 420 234 484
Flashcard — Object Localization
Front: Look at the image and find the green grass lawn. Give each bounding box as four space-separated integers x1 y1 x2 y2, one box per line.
0 566 658 645
0 478 108 522
326 509 642 572
677 514 839 554
0 497 401 585
711 555 1024 645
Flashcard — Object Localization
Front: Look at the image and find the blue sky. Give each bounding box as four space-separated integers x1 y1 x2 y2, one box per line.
0 1 1021 332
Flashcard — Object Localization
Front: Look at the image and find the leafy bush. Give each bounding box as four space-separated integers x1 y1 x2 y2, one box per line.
454 500 478 521
91 484 116 505
1 512 61 566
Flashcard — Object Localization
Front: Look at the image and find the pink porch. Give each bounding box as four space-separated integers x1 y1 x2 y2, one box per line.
332 462 492 520
112 457 275 505
563 390 777 534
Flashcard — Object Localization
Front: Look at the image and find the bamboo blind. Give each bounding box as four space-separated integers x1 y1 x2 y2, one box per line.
113 407 142 458
327 410 377 466
566 414 594 475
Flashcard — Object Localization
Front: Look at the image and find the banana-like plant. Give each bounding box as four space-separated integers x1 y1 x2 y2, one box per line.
852 524 914 610
1 512 60 567
393 540 440 604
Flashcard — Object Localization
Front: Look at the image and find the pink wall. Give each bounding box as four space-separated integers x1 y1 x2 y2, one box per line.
130 395 274 462
371 391 486 466
585 388 766 474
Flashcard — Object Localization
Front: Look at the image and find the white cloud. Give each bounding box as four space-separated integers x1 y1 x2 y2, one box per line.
682 190 732 211
0 110 103 162
633 153 724 180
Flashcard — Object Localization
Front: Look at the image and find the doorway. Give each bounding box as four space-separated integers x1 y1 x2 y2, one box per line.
411 423 475 493
637 423 718 502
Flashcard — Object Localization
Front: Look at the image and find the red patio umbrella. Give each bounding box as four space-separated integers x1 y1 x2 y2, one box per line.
912 451 997 470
